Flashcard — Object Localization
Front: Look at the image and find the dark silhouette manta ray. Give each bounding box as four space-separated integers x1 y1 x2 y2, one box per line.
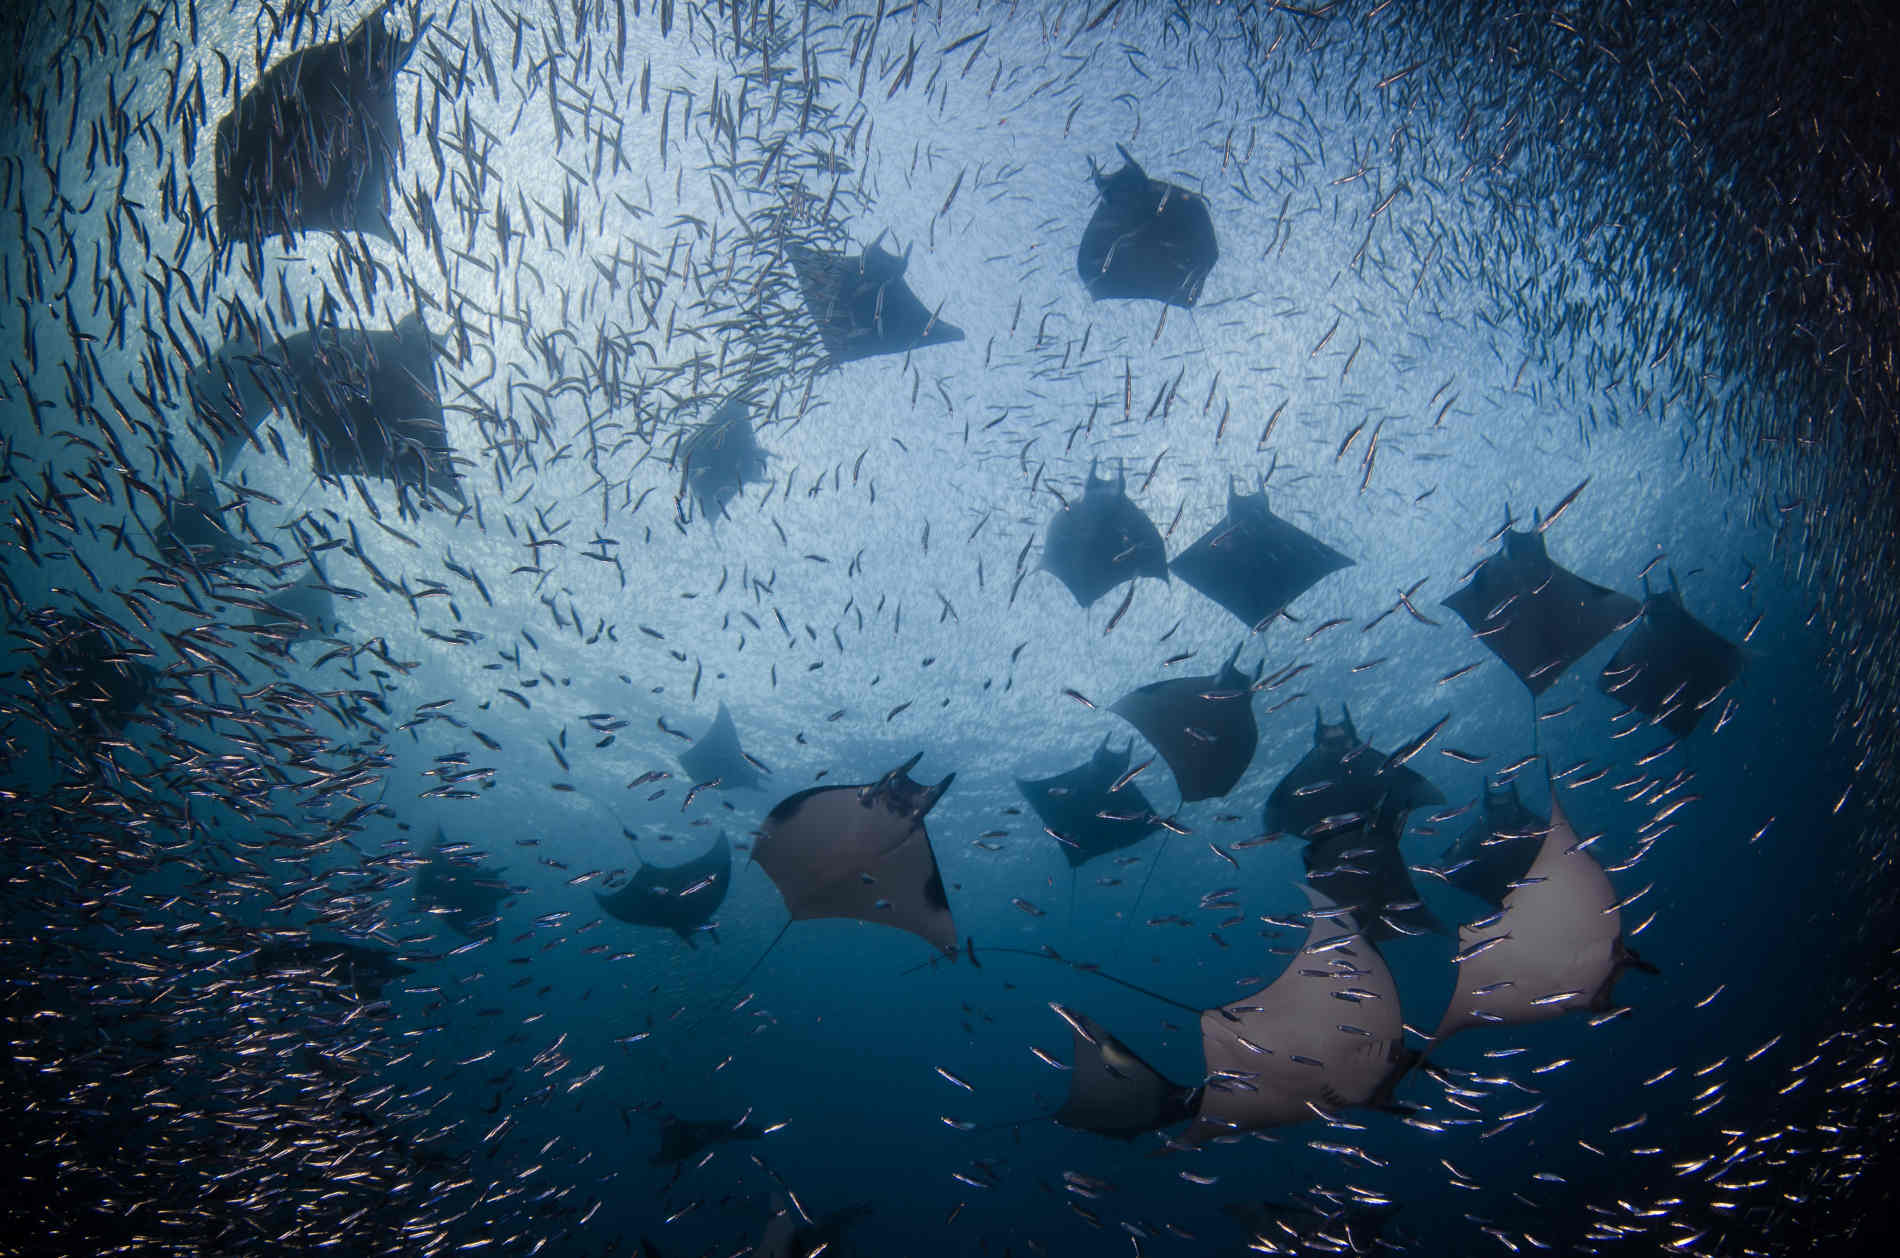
251 937 415 1002
190 311 459 499
754 1194 873 1258
1040 462 1169 609
650 1111 764 1167
413 829 511 941
1016 737 1159 868
1302 827 1444 942
30 610 158 743
1269 708 1447 939
1110 645 1258 803
753 754 958 953
1049 1004 1199 1139
1440 777 1547 910
1442 517 1639 697
1171 484 1352 631
1598 576 1742 737
1076 145 1219 307
952 999 1197 1141
156 467 248 570
214 6 426 244
678 703 767 790
676 399 769 526
787 238 964 365
596 832 732 945
1266 707 1447 843
1430 784 1657 1049
251 564 344 653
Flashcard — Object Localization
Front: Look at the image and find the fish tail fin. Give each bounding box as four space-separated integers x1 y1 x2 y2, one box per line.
396 13 436 67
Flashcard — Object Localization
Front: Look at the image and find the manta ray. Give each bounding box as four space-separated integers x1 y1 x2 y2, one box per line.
1442 515 1638 698
214 7 428 244
1076 145 1219 307
1171 483 1352 632
1110 645 1260 804
1039 462 1169 610
788 239 964 366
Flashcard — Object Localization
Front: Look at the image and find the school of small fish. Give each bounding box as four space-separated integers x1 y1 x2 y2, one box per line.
2 1 1897 1256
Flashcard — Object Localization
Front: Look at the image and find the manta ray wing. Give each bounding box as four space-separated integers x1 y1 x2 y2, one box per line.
1050 1005 1197 1138
1433 789 1642 1043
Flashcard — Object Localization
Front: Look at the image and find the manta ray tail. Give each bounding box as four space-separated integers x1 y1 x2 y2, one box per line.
977 943 1210 1020
963 1113 1045 1135
1115 833 1175 957
899 951 953 977
686 921 790 1030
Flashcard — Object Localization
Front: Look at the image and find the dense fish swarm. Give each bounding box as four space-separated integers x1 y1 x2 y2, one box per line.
2 0 1898 1255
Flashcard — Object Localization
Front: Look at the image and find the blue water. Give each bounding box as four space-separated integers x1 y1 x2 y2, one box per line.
1 1 1892 1255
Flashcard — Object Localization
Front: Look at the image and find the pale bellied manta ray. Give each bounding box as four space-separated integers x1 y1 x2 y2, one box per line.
751 754 959 955
1429 783 1658 1049
1186 886 1413 1145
